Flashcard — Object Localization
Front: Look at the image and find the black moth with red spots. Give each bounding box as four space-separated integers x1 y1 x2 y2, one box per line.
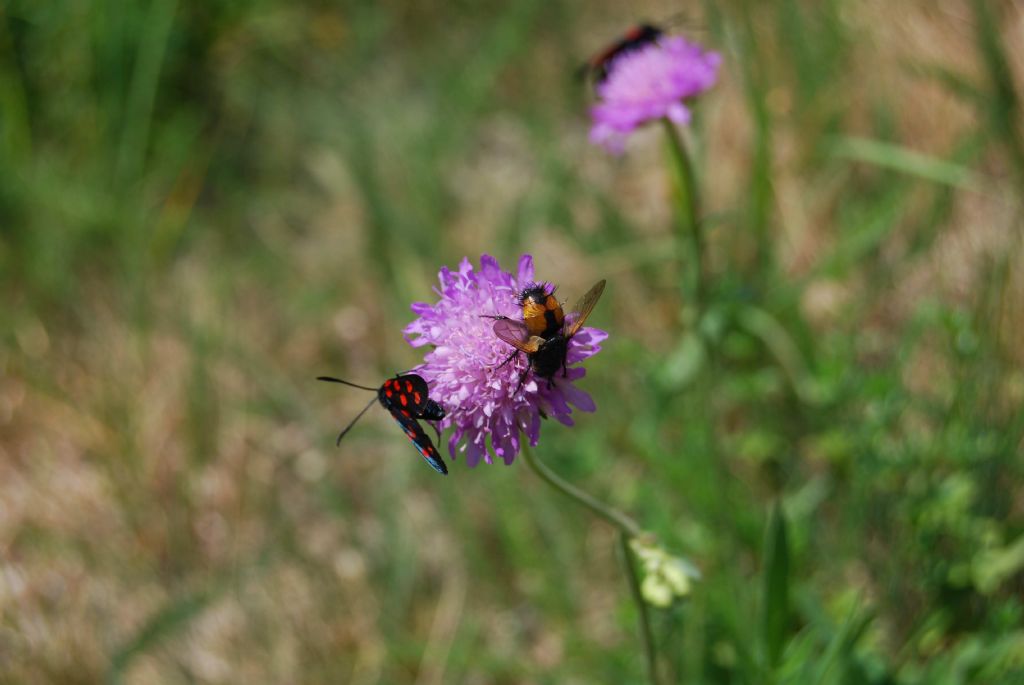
317 373 448 475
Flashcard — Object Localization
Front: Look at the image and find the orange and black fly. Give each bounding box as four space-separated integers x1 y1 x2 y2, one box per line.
517 283 565 339
492 280 606 393
482 282 564 370
317 373 448 475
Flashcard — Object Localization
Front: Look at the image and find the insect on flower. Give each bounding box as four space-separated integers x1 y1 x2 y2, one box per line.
482 282 564 365
579 22 664 83
587 27 721 153
317 373 449 475
493 279 606 393
405 255 606 466
517 283 565 338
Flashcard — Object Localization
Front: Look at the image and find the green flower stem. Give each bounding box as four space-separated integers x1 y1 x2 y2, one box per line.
521 448 658 684
663 118 705 311
522 447 641 537
620 531 661 685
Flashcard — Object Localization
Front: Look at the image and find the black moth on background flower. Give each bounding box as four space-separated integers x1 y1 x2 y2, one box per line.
579 23 664 83
493 279 606 393
317 373 448 475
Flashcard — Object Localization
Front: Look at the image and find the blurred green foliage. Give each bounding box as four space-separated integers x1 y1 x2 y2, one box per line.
1 0 1023 683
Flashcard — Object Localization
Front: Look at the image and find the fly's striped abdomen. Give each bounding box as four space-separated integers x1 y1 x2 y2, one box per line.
519 286 564 339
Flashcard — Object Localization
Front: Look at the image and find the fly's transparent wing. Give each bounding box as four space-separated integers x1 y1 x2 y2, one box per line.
493 318 542 354
564 280 606 337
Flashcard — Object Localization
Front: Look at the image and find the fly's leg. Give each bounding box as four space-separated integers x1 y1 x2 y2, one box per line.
514 366 530 394
497 350 519 370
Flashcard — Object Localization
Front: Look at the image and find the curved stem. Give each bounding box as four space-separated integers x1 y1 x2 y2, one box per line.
620 531 662 685
663 118 705 311
521 447 641 537
522 448 659 683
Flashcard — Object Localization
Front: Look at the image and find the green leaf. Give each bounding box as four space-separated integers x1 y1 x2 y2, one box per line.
973 535 1024 595
763 501 791 671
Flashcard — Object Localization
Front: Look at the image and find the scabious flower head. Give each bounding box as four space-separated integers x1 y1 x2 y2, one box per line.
590 36 721 153
404 255 607 467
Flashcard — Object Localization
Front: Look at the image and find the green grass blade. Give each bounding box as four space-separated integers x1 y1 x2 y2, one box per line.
736 305 822 406
763 501 791 672
106 587 215 685
829 136 983 191
0 20 32 166
738 5 775 279
115 0 178 185
971 0 1024 181
809 601 874 685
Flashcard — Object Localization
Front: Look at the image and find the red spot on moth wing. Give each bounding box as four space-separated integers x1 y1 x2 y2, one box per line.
405 380 413 392
413 392 421 404
385 389 393 397
401 409 410 417
400 394 408 406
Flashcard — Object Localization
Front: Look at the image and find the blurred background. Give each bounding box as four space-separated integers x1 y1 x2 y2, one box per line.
2 0 1023 682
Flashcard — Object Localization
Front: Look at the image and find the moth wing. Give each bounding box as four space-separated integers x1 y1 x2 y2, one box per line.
390 409 448 475
384 374 431 414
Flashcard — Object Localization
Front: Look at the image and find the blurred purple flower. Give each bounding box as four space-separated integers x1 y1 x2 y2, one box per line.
405 255 607 467
590 36 721 153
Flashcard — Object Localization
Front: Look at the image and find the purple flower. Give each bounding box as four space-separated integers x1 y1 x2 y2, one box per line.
590 36 721 153
404 255 607 467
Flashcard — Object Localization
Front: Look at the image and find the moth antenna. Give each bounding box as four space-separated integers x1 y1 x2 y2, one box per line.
335 397 378 446
317 376 378 392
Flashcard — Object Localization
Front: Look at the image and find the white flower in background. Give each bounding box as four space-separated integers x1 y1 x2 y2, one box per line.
631 536 701 608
